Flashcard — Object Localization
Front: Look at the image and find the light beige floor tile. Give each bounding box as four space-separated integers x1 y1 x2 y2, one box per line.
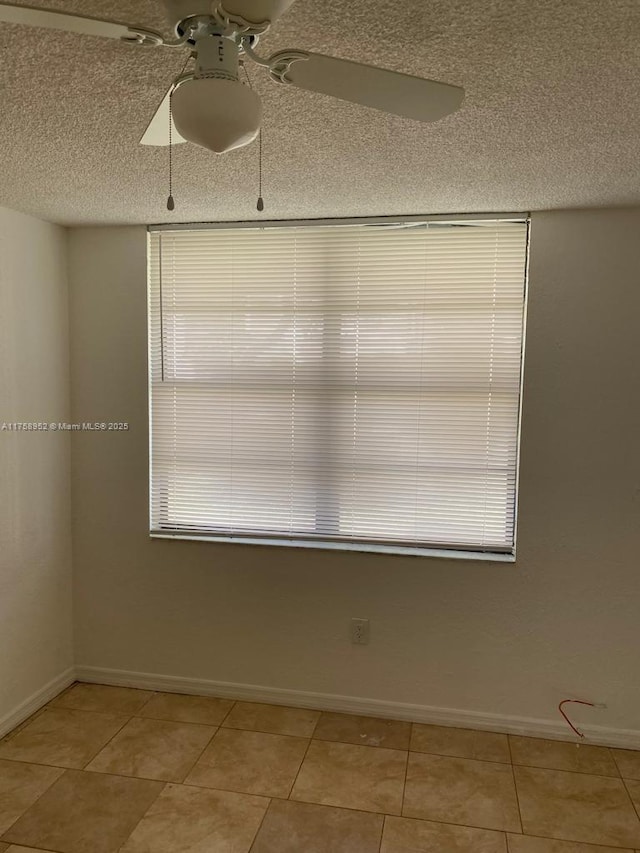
410 723 510 763
290 740 406 815
185 728 308 797
222 702 319 737
507 834 635 852
2 769 163 853
313 712 411 750
138 692 234 726
119 782 268 853
86 717 214 782
0 761 63 835
510 736 618 776
382 815 507 852
613 749 640 781
0 710 128 769
403 752 521 832
514 765 640 847
250 799 383 853
51 683 153 715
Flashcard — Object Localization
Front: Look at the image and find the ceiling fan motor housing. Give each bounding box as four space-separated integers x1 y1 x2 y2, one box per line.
195 33 239 80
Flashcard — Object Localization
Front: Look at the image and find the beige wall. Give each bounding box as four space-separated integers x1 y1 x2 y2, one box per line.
68 209 640 735
0 207 73 723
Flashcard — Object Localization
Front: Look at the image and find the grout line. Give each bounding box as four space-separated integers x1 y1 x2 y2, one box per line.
219 725 312 742
248 796 274 853
133 697 235 729
506 734 523 845
132 696 238 728
135 689 159 715
218 699 237 727
510 761 634 781
378 813 387 853
175 724 219 784
114 780 168 853
220 706 321 739
388 814 519 837
132 710 229 728
221 724 318 741
127 716 220 732
510 762 524 835
130 693 239 724
66 765 209 787
46 680 78 707
286 736 314 800
172 723 226 784
506 828 640 849
621 775 640 823
80 713 135 770
399 748 410 818
265 795 394 819
410 748 511 767
309 709 323 739
41 705 139 721
607 745 623 778
507 734 514 764
313 734 410 753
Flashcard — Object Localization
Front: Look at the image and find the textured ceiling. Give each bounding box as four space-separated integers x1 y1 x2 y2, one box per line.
0 0 639 225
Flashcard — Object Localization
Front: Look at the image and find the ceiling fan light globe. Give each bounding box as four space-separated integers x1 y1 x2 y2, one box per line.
171 78 262 154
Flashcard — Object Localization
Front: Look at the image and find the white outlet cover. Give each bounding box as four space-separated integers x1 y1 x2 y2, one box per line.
351 618 370 645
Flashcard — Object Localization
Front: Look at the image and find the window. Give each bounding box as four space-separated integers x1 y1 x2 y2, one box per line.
148 216 528 559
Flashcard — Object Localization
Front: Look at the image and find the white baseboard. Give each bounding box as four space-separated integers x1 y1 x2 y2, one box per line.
0 668 75 739
3 664 636 751
75 665 640 750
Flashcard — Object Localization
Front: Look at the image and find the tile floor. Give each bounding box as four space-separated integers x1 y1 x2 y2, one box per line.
0 683 639 852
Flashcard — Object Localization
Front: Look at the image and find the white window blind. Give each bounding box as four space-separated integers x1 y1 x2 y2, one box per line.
148 218 528 557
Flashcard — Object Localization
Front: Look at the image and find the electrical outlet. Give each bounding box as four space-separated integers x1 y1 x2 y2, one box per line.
351 618 370 645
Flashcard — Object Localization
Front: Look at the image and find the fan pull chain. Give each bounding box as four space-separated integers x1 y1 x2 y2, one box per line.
167 89 175 211
257 129 264 212
242 62 265 212
165 54 193 212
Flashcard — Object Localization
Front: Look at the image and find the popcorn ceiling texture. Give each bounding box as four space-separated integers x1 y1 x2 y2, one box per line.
0 0 639 225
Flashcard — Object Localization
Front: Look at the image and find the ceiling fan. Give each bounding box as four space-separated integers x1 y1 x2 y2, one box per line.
0 0 465 154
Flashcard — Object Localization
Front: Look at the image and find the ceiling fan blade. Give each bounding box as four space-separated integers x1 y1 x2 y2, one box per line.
0 2 161 43
220 0 297 25
140 86 187 146
270 51 465 123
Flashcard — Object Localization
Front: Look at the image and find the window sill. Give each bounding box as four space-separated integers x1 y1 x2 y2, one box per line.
150 531 515 563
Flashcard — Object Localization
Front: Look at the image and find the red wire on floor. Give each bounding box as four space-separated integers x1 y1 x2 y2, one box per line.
558 698 596 738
